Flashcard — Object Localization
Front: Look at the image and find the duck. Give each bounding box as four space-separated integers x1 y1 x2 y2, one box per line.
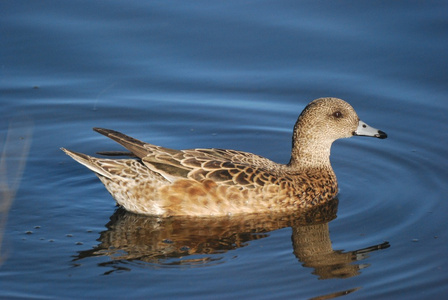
61 97 387 217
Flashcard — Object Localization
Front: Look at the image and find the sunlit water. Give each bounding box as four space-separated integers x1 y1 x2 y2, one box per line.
1 1 447 299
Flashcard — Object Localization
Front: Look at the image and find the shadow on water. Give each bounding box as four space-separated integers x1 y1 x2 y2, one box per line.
74 198 389 281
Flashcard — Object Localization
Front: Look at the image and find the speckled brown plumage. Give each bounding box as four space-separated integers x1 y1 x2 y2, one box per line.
62 97 387 216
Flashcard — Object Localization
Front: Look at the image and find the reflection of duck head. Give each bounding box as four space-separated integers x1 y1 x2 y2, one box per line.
292 224 389 279
75 198 389 278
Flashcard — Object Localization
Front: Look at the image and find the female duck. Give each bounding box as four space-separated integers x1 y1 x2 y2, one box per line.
62 97 386 216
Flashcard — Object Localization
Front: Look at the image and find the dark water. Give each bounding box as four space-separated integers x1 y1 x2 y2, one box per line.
1 1 447 299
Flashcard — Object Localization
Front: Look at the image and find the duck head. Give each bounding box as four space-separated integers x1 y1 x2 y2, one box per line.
289 97 387 168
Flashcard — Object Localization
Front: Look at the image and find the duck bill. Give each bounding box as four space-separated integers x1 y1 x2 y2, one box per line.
353 120 387 139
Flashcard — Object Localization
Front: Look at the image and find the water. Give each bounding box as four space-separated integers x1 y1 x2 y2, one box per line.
1 1 447 299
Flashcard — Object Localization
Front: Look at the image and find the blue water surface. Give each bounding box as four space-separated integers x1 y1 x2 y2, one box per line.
1 1 447 299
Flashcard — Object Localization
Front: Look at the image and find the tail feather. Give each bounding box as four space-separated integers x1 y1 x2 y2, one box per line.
96 151 136 157
61 148 112 178
93 128 150 159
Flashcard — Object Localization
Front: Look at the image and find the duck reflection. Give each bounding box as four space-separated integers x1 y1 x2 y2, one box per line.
74 198 389 278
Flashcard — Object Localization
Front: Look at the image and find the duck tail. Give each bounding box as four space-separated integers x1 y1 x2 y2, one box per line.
61 148 112 179
93 128 150 159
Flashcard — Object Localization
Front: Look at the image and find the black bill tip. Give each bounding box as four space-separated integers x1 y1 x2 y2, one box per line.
376 130 387 139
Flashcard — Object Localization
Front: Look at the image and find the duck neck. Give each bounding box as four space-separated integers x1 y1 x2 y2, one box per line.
287 137 333 170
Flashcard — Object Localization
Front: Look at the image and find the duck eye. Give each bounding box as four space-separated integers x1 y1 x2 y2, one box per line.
333 111 343 118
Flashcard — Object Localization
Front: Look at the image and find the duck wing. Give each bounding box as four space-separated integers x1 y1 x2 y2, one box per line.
93 128 280 186
143 149 280 187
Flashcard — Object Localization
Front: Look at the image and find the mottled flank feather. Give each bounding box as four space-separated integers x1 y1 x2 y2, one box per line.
62 97 386 216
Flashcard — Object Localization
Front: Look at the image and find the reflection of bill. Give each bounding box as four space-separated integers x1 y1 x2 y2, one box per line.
0 119 33 266
74 198 389 280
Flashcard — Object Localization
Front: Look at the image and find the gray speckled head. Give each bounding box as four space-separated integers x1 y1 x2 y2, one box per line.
289 97 386 168
296 98 360 140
